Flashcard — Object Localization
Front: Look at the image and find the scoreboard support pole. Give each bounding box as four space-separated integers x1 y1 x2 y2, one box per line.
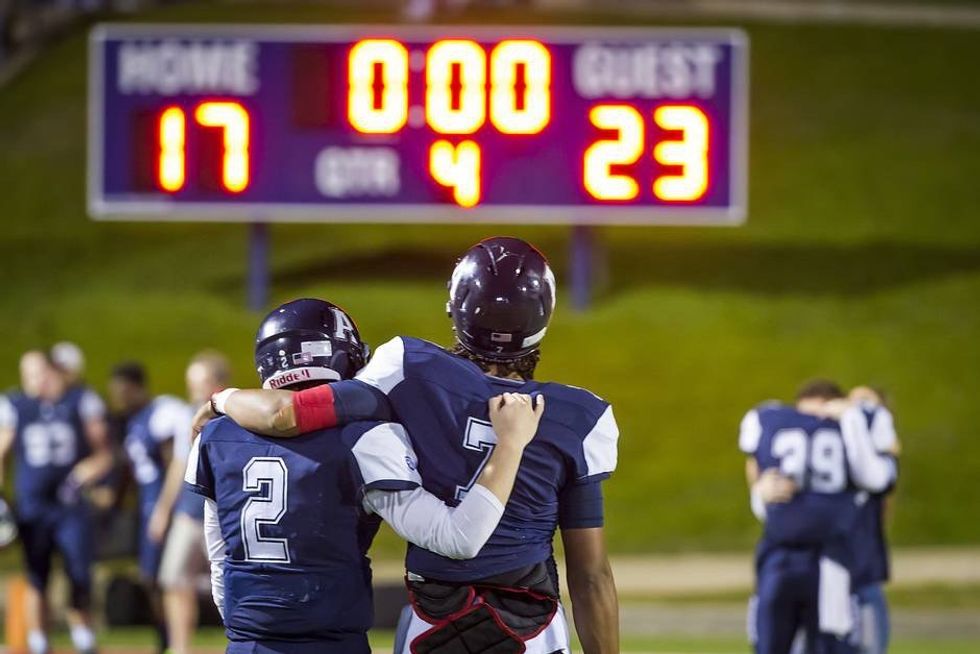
570 224 596 312
248 222 270 311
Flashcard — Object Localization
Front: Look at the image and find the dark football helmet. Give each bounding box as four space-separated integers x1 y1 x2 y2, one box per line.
255 298 369 389
448 237 556 361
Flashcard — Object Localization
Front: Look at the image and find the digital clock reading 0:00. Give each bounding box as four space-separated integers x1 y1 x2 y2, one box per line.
89 25 747 224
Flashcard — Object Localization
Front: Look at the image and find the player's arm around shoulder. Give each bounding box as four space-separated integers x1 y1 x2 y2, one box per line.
191 337 406 438
192 387 297 438
835 403 897 493
360 393 543 560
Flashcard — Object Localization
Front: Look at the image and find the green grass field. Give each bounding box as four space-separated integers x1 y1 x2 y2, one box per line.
39 626 980 654
1 1 979 559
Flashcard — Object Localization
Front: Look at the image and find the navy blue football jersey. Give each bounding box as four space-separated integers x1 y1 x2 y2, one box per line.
124 396 190 510
185 416 420 650
740 403 860 547
353 336 619 582
850 405 898 588
0 388 101 519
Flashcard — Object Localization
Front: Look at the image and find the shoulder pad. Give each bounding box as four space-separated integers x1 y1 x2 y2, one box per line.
357 337 407 394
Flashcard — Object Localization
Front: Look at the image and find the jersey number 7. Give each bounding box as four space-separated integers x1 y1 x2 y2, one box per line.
454 418 497 502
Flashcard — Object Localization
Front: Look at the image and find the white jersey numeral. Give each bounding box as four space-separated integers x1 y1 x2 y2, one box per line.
240 457 290 563
809 430 846 493
771 428 847 493
23 422 76 467
126 439 159 485
454 418 497 502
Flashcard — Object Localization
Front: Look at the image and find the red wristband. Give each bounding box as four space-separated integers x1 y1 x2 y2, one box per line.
294 385 338 433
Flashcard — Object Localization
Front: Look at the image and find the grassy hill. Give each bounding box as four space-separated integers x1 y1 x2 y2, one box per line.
1 2 978 552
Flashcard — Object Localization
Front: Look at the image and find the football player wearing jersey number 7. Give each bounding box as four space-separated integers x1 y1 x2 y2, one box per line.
185 299 543 654
194 238 620 654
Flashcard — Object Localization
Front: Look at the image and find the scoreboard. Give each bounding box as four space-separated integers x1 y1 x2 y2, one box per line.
88 24 748 224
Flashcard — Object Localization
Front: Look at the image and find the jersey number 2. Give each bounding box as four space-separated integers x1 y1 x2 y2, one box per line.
454 418 497 502
241 457 291 563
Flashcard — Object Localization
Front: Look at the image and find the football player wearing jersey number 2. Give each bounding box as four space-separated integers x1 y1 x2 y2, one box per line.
195 237 621 654
185 298 543 654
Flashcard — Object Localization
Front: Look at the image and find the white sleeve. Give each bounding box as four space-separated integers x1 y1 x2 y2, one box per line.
581 405 618 478
355 337 405 395
351 423 422 490
749 483 766 522
869 406 899 455
78 389 106 422
203 499 227 621
739 409 762 454
363 483 504 560
149 397 191 445
840 406 897 493
170 404 195 461
0 396 16 431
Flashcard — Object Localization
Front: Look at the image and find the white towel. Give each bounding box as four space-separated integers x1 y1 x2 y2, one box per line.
818 556 853 636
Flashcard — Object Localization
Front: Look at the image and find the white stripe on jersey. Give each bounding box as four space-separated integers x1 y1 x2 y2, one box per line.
356 337 406 395
739 409 763 455
184 435 202 487
0 395 16 431
351 422 422 488
582 405 619 478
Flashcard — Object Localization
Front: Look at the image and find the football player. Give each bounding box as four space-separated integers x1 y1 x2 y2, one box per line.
741 380 897 654
155 351 231 654
193 237 620 654
184 298 541 653
107 362 192 654
48 343 116 511
0 351 113 654
847 387 899 654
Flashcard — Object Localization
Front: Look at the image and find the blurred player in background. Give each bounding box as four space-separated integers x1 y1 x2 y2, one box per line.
848 387 900 654
108 362 192 654
0 351 113 654
197 237 621 654
740 380 896 654
49 342 117 512
50 342 86 389
186 299 541 653
156 351 230 654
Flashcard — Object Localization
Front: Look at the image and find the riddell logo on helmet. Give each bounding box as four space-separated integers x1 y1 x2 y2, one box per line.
268 369 312 389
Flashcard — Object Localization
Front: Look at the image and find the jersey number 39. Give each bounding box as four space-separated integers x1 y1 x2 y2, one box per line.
241 457 291 563
771 428 846 493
